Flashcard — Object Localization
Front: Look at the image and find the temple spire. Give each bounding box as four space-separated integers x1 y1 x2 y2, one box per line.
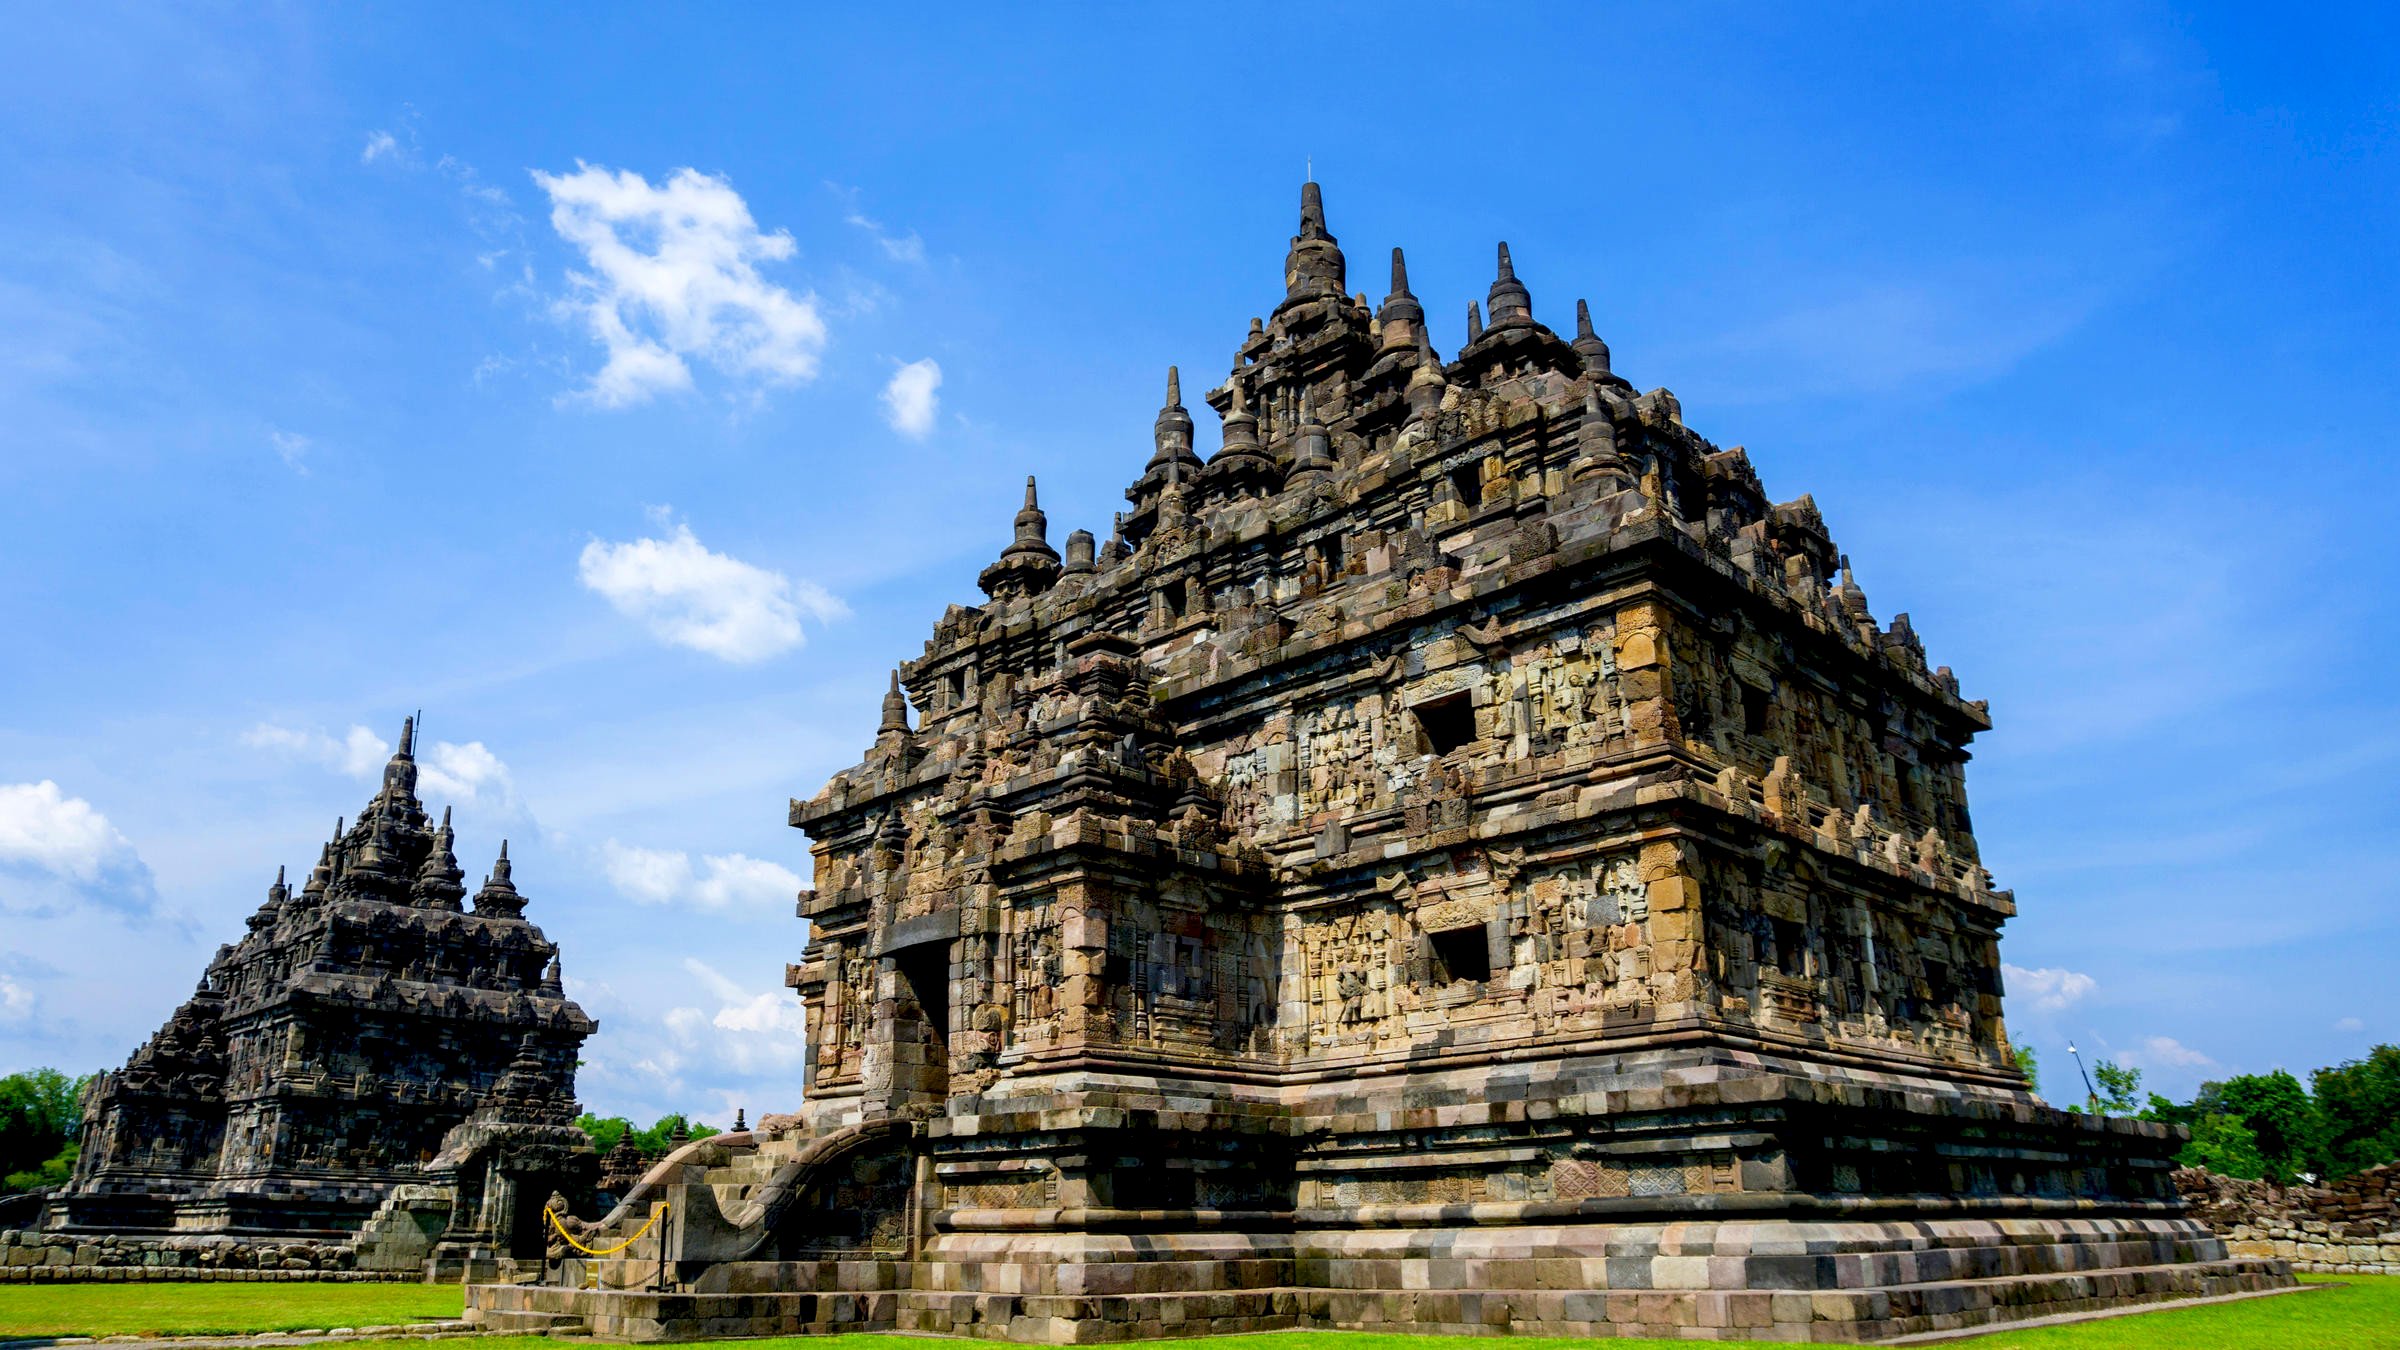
1007 478 1057 561
1146 364 1200 475
1486 241 1533 330
473 839 526 920
1287 386 1334 487
1572 298 1613 376
413 804 466 911
372 712 422 823
1376 246 1424 352
1407 332 1448 420
879 669 912 736
978 476 1063 600
1281 180 1346 304
1202 382 1275 496
1466 302 1485 344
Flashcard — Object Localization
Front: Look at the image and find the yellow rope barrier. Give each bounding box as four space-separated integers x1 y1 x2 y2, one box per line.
546 1200 669 1257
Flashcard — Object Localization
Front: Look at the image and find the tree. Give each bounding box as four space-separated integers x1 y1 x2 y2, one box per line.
2177 1113 2268 1179
2013 1044 2039 1094
574 1114 634 1157
1 1068 92 1194
2312 1045 2400 1178
2140 1092 2194 1127
2092 1060 2143 1115
573 1112 719 1159
2199 1070 2323 1183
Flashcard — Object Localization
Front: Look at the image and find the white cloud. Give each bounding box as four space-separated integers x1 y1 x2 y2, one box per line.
0 973 31 1025
2004 963 2097 1014
419 740 516 809
664 959 807 1072
242 723 390 777
882 358 941 438
269 428 311 474
2336 1016 2366 1033
828 182 925 264
0 781 138 882
845 212 923 264
361 129 401 165
2135 1035 2217 1070
578 519 845 663
532 163 826 408
601 840 802 912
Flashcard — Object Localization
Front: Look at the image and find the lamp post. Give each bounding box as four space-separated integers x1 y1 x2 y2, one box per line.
2067 1041 2100 1113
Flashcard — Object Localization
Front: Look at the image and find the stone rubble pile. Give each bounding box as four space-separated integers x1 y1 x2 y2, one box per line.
2177 1163 2400 1274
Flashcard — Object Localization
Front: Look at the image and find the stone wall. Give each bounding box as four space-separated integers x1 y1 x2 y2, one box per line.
2177 1163 2400 1274
0 1229 412 1283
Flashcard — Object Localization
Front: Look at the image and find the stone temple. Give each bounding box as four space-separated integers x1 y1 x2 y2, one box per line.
477 186 2290 1341
51 718 595 1265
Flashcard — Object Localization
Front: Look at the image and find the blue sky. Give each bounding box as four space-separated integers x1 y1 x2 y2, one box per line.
2 4 2394 1121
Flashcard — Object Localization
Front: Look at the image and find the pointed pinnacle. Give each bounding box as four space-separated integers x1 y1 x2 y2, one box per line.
397 715 415 757
1299 181 1326 237
1391 246 1410 295
1165 365 1181 407
499 839 510 861
1496 242 1516 280
1023 475 1039 509
1577 299 1595 338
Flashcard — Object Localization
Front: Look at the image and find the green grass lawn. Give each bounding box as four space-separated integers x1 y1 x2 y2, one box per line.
0 1282 464 1338
0 1275 2390 1346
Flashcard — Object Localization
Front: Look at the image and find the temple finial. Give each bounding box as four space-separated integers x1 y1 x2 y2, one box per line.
981 469 1061 598
1299 181 1327 240
472 837 525 919
1376 246 1425 353
1486 241 1533 329
1289 386 1333 485
879 669 912 736
1466 302 1485 343
1572 298 1613 375
397 715 415 758
1283 181 1344 302
1149 365 1198 474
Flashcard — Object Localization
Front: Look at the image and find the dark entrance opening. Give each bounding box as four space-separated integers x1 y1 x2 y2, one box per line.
1412 692 1477 755
1428 926 1491 986
894 943 951 1097
1450 464 1484 509
507 1181 550 1260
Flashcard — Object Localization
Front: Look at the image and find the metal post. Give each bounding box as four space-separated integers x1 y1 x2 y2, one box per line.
2068 1041 2099 1112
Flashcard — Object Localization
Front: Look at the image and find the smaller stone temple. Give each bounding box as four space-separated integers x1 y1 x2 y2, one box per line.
47 718 596 1266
